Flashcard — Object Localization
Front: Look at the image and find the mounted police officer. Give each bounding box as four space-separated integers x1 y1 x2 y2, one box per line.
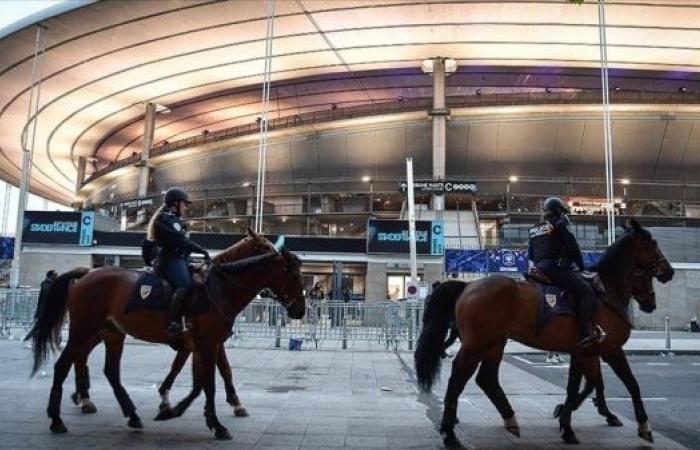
527 197 601 348
146 187 210 343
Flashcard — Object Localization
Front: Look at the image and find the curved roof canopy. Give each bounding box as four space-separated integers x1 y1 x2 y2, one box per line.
2 0 700 204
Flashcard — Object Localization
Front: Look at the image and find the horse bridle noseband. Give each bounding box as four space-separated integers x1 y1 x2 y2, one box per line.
631 254 669 299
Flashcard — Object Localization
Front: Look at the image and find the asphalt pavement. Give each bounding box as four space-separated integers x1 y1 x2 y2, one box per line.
507 353 700 449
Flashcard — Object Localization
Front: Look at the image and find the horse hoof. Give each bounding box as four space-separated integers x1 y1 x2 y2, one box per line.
553 403 563 419
561 429 579 445
506 426 520 437
70 392 80 406
128 416 144 429
639 430 653 443
81 402 97 414
606 415 623 427
50 420 67 434
233 406 249 417
154 409 173 421
214 428 232 440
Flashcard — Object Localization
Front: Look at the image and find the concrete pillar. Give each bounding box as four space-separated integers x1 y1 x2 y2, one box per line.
137 103 156 224
429 58 449 212
137 102 156 198
76 156 87 193
365 261 388 302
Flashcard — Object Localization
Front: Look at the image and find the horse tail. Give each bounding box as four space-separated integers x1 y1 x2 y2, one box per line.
414 280 468 392
30 267 89 377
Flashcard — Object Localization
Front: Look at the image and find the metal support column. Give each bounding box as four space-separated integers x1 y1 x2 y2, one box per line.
598 0 615 245
429 58 448 212
10 25 46 288
137 102 156 224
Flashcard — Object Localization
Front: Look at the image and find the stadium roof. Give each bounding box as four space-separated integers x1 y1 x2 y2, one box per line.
2 0 700 204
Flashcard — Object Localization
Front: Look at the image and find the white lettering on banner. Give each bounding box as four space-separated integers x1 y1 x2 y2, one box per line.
30 221 79 233
377 230 428 243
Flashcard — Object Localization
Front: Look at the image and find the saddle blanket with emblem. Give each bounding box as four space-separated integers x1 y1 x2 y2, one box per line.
124 271 169 314
532 282 575 334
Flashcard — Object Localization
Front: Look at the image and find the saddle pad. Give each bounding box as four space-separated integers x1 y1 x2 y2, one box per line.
533 282 575 334
124 271 169 314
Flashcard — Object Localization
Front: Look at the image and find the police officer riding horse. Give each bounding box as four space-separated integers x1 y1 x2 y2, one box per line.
528 197 604 349
143 187 211 346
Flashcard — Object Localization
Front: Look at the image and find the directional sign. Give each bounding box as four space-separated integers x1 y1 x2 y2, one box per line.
399 180 477 195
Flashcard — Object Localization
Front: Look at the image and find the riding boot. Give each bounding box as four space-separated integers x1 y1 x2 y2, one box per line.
166 288 187 349
575 297 598 349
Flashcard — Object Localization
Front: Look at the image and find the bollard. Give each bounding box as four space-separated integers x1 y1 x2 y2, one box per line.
342 306 348 350
275 315 281 348
665 316 671 351
408 307 414 351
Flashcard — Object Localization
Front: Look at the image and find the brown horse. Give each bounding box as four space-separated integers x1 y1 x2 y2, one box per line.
29 231 305 440
415 218 674 448
67 230 278 418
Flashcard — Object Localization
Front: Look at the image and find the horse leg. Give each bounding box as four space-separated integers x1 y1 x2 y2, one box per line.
474 341 518 437
47 338 82 433
440 346 481 449
558 354 600 444
158 348 191 412
593 374 623 426
203 346 231 440
72 334 101 414
154 350 204 421
603 350 652 442
102 332 142 429
216 344 247 417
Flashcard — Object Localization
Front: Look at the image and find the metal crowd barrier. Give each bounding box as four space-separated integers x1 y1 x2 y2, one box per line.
0 289 426 350
229 299 425 351
0 288 40 338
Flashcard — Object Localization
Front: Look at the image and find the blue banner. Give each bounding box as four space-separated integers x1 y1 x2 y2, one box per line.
445 249 605 274
445 249 488 273
488 249 529 273
79 212 94 246
0 237 14 259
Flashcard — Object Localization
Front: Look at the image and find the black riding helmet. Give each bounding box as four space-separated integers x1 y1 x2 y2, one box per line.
542 197 569 216
164 187 191 206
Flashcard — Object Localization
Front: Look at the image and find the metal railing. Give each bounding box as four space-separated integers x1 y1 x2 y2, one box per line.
0 289 425 350
0 288 39 338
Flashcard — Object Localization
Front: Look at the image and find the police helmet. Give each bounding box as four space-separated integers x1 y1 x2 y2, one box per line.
542 197 569 215
164 187 190 206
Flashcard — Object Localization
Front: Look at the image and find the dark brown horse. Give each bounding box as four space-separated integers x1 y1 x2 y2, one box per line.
29 231 305 440
68 230 278 418
415 219 674 447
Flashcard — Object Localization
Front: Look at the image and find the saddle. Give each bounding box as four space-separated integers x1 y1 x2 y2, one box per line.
124 265 208 315
524 268 605 335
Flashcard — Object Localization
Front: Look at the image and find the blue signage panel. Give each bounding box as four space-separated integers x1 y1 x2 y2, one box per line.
367 219 444 255
23 211 94 246
79 212 94 246
488 249 529 273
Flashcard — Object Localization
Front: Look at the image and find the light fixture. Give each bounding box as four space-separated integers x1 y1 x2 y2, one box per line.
242 181 250 187
545 87 552 93
281 217 288 223
679 86 688 93
231 218 238 224
620 178 630 185
475 88 482 96
421 57 458 75
614 86 621 92
362 175 371 182
154 103 171 114
397 96 405 102
508 175 519 183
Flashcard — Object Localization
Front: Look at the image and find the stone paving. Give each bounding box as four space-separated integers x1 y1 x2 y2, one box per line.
0 339 686 449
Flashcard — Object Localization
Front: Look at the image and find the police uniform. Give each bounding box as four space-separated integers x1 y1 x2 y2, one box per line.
528 203 599 347
153 209 207 294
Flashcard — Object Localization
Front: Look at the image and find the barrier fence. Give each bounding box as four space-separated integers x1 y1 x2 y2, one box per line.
0 289 425 350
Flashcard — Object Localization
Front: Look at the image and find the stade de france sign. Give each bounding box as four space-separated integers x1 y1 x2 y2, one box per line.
399 180 477 195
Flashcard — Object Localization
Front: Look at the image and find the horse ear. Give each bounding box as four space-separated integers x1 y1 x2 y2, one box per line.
273 235 285 253
247 227 259 239
630 217 642 232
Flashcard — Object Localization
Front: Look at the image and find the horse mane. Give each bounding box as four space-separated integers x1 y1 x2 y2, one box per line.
213 237 253 264
591 232 635 275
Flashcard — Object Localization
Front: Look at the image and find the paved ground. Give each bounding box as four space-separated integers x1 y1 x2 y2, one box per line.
0 339 688 449
508 353 700 450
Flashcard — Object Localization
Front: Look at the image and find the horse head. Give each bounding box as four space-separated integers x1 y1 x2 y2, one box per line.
214 228 306 319
623 218 674 313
